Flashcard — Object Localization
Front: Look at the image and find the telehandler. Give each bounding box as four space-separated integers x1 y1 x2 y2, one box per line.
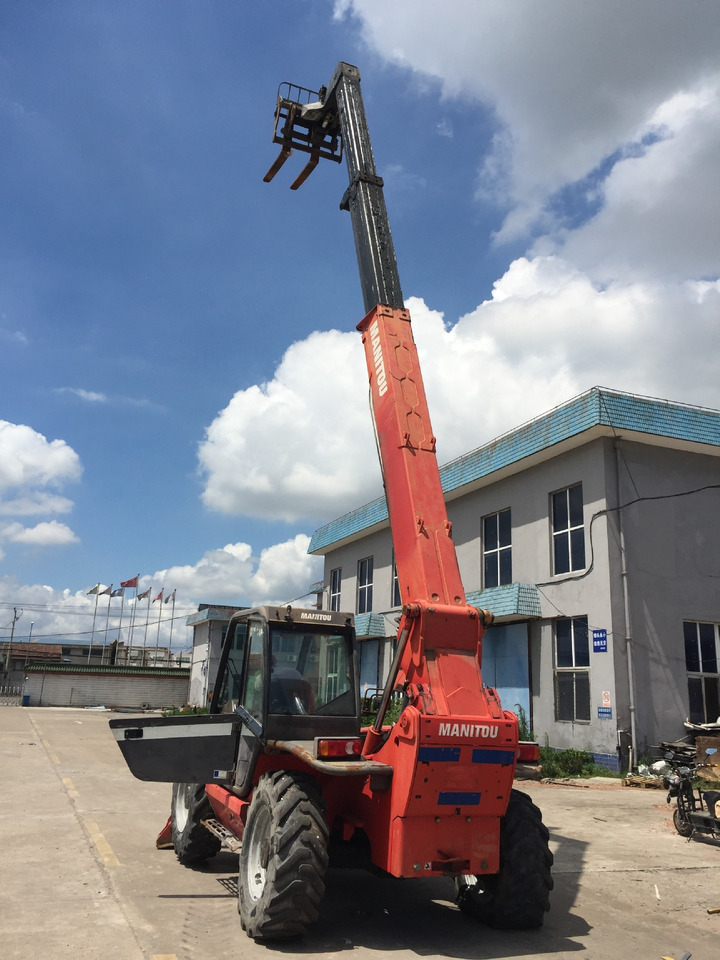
110 61 553 941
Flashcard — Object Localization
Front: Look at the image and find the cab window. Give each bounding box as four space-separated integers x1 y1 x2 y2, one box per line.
216 621 248 712
242 621 266 723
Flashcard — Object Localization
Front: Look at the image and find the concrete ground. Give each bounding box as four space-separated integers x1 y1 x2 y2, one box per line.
1 705 718 960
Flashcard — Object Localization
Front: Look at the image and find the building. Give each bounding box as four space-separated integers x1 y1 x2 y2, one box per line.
308 387 720 771
186 604 247 706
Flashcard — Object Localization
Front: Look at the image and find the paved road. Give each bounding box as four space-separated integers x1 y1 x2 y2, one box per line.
1 705 718 960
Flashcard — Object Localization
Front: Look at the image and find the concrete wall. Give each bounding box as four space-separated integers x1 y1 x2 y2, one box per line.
615 441 720 751
24 670 190 709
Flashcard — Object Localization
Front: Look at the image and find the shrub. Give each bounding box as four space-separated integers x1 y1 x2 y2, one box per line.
540 746 595 778
515 704 534 742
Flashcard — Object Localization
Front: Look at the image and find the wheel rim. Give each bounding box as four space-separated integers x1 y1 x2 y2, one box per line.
245 804 273 901
174 785 190 832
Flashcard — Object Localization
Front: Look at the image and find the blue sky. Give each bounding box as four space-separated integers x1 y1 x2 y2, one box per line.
2 1 719 650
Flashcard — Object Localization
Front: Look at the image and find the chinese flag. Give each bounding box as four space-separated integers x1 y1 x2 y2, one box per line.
121 575 139 589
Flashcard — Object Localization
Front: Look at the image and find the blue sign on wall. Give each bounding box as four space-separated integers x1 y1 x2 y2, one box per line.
598 706 613 719
593 629 608 653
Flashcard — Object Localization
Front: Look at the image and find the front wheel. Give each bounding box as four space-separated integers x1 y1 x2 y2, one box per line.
238 770 328 940
673 806 693 838
171 782 222 865
455 789 554 929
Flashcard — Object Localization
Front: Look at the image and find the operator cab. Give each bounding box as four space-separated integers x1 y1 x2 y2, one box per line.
212 605 361 742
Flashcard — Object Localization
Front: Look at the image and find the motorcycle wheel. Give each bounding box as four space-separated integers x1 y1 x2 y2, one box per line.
672 806 693 838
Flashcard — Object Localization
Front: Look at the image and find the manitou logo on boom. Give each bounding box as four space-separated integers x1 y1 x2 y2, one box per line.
368 320 388 397
439 723 499 738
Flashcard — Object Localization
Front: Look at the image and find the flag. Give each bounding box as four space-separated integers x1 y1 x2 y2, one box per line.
153 589 163 603
137 589 151 601
99 585 112 596
111 587 125 598
164 589 176 603
87 583 104 596
121 575 139 589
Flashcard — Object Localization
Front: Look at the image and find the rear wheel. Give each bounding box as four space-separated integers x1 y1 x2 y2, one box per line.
455 789 553 929
171 782 221 865
238 770 328 940
673 806 693 838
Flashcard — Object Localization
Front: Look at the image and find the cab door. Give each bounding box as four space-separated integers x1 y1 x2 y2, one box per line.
109 713 241 783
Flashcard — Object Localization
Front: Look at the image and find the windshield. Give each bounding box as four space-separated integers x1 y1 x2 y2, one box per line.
270 627 355 716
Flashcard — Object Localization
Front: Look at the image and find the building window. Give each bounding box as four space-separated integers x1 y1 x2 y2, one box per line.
554 616 590 722
357 557 373 614
392 556 402 607
483 509 512 588
329 568 342 612
552 483 586 574
684 621 720 724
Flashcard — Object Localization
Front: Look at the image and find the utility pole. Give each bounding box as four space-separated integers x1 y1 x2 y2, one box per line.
3 607 22 674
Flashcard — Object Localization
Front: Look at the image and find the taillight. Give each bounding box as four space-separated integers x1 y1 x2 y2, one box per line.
517 741 540 763
316 738 363 759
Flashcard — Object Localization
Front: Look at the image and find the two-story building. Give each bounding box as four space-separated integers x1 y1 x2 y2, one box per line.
308 387 720 771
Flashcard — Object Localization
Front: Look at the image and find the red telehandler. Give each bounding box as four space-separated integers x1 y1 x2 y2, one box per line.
110 61 553 941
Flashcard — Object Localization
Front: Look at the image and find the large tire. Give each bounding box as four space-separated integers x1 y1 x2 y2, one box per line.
171 782 221 865
673 806 693 838
238 770 328 940
455 789 553 929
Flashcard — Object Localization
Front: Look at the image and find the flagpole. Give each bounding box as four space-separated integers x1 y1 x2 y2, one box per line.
129 593 137 652
88 585 100 664
124 575 139 661
102 586 113 664
167 590 176 664
155 589 164 662
143 590 152 652
117 588 125 649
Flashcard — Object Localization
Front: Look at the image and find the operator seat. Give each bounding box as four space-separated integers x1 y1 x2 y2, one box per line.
269 675 316 715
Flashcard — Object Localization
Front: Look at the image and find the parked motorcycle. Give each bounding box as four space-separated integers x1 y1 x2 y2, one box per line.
664 747 720 840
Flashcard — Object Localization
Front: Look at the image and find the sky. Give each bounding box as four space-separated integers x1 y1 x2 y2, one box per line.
1 1 719 654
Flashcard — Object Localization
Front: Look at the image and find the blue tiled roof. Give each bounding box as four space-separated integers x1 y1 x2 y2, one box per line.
309 387 720 553
354 613 390 639
466 583 542 621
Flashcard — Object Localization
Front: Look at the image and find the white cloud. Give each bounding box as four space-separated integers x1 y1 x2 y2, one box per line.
149 536 321 609
197 270 720 526
336 1 720 252
1 520 79 546
55 387 165 412
198 329 376 522
550 79 720 282
56 387 109 403
0 327 27 345
248 535 322 605
0 422 81 557
0 421 82 492
0 493 74 516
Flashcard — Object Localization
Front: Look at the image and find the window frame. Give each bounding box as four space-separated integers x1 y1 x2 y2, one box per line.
329 567 342 612
551 482 586 575
684 620 720 725
482 508 512 588
553 615 591 723
357 556 374 614
392 555 402 608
